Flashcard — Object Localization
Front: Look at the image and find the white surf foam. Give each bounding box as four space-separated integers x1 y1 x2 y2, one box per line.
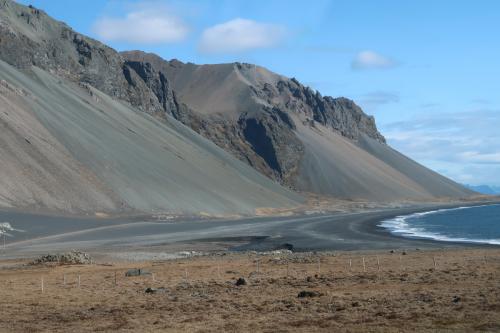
0 222 24 237
379 204 500 245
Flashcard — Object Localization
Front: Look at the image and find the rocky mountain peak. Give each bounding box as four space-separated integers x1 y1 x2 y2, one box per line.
120 50 386 186
0 1 178 116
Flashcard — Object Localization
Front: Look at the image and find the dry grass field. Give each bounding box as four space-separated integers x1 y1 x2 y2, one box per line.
1 248 500 332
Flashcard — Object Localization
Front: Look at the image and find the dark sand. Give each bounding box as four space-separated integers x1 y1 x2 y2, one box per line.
2 202 498 260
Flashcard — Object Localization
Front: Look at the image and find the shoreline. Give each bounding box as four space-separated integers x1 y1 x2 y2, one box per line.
378 203 500 246
358 201 500 251
1 200 500 260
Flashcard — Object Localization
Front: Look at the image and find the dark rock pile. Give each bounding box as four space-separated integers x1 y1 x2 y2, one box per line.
31 251 93 265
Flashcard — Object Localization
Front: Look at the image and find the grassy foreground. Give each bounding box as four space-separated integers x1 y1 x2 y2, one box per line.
1 248 499 332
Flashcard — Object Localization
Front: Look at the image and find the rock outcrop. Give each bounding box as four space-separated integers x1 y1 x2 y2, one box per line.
0 1 176 115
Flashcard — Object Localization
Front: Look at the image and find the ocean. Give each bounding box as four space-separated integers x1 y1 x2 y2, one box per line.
380 204 500 245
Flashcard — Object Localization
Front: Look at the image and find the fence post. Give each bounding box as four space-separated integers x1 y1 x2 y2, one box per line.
376 255 381 272
362 257 366 272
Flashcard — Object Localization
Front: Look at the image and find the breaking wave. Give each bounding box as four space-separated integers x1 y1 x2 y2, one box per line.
0 222 24 237
379 205 500 245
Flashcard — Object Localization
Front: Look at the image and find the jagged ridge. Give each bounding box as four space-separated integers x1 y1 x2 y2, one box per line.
121 52 385 186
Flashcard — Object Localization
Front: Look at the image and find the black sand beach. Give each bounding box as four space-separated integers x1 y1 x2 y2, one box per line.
2 201 499 260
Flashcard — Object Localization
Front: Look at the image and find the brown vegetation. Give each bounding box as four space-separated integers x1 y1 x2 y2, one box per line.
1 248 499 332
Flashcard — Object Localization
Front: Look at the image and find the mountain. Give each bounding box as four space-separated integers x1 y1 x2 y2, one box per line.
464 185 500 195
0 1 473 215
0 0 302 215
122 51 473 201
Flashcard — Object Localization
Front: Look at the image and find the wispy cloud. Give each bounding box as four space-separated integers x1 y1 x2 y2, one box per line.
351 50 397 70
458 151 500 164
92 4 188 44
199 18 286 54
383 108 500 185
358 91 399 113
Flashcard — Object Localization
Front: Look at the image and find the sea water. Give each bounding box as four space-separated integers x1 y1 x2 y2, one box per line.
380 204 500 245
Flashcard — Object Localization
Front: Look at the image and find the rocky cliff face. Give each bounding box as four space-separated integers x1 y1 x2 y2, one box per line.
267 81 386 144
121 51 385 187
0 1 177 116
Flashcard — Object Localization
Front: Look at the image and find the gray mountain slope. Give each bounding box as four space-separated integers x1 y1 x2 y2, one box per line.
293 118 467 200
122 52 474 201
0 59 303 214
357 134 471 198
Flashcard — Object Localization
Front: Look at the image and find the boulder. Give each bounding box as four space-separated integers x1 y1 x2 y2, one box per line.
297 290 321 298
235 278 247 286
125 268 152 277
145 287 167 294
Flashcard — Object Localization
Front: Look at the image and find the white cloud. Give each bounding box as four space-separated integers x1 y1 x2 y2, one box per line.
351 50 397 70
382 109 500 186
458 151 500 164
92 6 188 44
199 18 286 54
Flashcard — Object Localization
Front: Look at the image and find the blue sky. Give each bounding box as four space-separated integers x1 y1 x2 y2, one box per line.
19 0 500 186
